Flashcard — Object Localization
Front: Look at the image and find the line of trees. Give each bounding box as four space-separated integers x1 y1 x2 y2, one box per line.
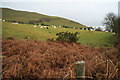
29 18 53 25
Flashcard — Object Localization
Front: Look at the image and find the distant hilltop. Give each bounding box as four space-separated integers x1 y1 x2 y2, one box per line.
1 8 88 28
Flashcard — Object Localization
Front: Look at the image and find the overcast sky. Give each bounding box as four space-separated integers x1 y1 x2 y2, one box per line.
1 0 119 27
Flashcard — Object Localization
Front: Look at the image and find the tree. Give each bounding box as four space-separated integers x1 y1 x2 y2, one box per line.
56 31 80 43
103 13 118 33
117 17 120 34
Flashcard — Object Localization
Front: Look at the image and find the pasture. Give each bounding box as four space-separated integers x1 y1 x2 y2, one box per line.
2 22 116 47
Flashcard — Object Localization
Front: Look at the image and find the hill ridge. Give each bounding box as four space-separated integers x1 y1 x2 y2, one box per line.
1 8 87 28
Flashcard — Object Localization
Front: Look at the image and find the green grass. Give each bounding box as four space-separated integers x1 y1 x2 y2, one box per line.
3 22 116 47
1 8 87 28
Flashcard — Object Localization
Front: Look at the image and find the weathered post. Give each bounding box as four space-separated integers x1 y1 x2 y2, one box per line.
75 61 85 80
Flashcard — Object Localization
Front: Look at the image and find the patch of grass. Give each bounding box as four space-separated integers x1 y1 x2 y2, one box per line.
2 22 54 41
2 22 116 47
78 30 116 47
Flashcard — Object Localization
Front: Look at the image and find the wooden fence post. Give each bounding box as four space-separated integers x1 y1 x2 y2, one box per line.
75 61 85 79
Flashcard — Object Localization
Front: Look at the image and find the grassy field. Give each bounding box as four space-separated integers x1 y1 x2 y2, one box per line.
2 22 116 47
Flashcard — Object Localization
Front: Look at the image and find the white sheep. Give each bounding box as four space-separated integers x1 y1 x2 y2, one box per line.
105 31 108 32
82 28 84 30
34 25 36 27
54 26 56 28
90 29 95 31
112 33 116 34
44 26 47 28
40 26 43 28
90 29 93 31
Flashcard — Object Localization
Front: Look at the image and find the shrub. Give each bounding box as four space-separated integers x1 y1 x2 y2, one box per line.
7 37 15 40
56 31 80 43
62 26 71 28
41 23 50 26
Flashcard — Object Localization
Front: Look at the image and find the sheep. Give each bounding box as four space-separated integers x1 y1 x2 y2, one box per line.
52 25 57 28
110 30 113 32
90 29 94 31
54 26 56 28
86 28 88 30
40 26 43 28
3 20 5 22
34 25 36 27
112 33 116 34
105 31 108 32
82 28 84 30
89 29 95 32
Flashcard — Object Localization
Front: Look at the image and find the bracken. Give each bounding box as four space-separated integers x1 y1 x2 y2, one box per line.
2 40 119 79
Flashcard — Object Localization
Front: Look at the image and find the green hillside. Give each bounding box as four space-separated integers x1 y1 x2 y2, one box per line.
2 22 115 47
1 8 87 28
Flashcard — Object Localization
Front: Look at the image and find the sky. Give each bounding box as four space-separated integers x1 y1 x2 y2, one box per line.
1 0 119 28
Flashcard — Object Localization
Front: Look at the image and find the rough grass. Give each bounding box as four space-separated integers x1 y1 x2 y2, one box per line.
3 22 115 47
2 40 119 79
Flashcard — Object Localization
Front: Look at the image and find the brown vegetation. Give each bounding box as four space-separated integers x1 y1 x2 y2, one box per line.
2 40 119 79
